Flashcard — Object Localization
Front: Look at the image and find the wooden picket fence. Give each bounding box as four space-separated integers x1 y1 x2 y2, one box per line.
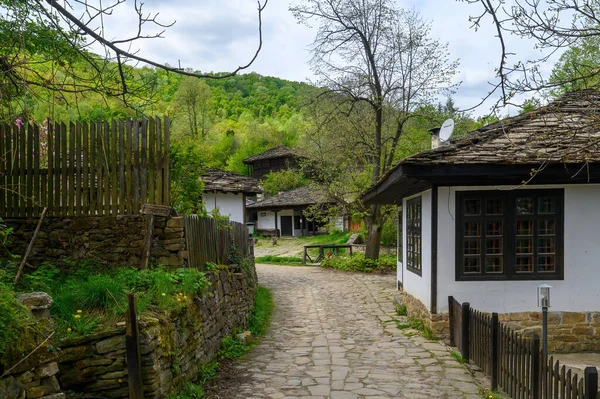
0 118 170 217
184 215 250 268
448 296 598 399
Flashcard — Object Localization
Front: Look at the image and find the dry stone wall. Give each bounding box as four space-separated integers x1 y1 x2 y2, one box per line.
2 215 187 268
0 265 255 399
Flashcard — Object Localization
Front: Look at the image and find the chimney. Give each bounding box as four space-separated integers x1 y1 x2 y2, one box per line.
429 127 441 149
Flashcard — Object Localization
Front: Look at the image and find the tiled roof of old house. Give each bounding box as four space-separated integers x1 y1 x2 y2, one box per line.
247 186 332 209
242 146 304 164
403 90 600 166
201 168 261 194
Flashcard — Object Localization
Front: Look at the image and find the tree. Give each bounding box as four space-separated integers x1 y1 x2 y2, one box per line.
291 0 458 258
463 0 600 107
0 0 268 115
173 78 212 139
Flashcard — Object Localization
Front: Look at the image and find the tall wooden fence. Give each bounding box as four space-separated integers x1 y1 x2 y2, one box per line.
448 296 598 399
184 215 250 268
0 118 170 217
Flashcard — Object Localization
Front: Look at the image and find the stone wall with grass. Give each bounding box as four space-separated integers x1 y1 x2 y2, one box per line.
2 215 187 268
55 267 256 399
398 291 449 340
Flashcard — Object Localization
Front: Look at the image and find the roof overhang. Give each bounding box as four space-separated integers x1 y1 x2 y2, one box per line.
363 162 600 205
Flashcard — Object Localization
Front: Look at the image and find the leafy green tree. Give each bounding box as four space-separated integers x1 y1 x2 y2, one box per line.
170 140 208 214
261 170 308 197
548 37 600 98
172 78 212 139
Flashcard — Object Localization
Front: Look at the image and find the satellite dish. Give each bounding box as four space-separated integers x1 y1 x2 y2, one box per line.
439 119 455 142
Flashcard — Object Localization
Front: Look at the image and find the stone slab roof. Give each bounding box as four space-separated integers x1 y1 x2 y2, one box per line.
403 90 600 166
201 168 261 194
247 186 331 210
242 146 304 164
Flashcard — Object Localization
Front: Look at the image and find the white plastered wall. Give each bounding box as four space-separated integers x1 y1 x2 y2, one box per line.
204 193 245 224
436 184 600 314
402 190 432 311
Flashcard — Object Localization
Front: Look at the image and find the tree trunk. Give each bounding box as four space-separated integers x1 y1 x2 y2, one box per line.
364 204 383 259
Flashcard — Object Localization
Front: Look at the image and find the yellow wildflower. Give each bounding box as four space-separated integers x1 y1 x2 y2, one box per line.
183 296 188 299
489 395 493 399
77 309 82 313
74 315 81 319
161 293 166 297
179 292 183 296
67 328 72 332
177 298 181 302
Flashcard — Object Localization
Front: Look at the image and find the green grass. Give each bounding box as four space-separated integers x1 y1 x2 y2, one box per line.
297 231 353 245
451 351 466 364
248 286 273 336
395 304 408 316
255 255 303 265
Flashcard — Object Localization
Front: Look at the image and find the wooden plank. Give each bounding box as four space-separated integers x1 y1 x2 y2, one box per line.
126 118 132 214
126 293 145 399
163 116 170 206
155 117 163 205
119 120 125 215
75 122 82 216
89 121 97 215
133 119 140 213
33 123 40 215
104 121 110 216
96 121 104 215
148 118 155 204
111 120 118 215
60 122 67 216
68 122 75 216
19 123 26 217
82 122 89 216
47 122 54 216
140 119 147 208
0 124 6 217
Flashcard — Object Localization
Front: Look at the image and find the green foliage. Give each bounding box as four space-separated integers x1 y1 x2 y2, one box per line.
0 281 42 359
381 217 398 247
260 169 308 197
7 262 210 337
166 382 205 399
395 304 408 316
170 140 207 214
254 255 303 265
479 387 505 399
548 36 600 98
451 351 466 364
320 253 395 273
247 286 273 337
297 231 351 244
218 335 249 359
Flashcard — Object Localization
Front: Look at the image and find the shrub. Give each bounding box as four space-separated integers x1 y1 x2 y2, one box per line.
320 253 395 273
0 281 42 359
381 217 398 247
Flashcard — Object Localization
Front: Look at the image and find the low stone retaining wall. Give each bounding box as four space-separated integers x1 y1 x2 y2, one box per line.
397 291 449 339
2 215 187 267
0 266 256 399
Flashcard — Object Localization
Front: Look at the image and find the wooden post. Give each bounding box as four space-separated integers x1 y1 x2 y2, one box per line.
303 246 307 265
491 312 499 391
461 302 470 363
14 207 47 283
141 214 154 270
126 293 144 399
448 296 455 346
532 334 541 399
584 366 598 399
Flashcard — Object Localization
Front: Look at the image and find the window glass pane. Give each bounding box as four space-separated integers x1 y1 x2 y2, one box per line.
464 257 481 273
516 220 533 235
516 197 534 214
464 239 481 255
538 238 555 254
464 221 481 237
538 220 556 236
538 255 555 272
486 256 503 273
486 199 503 215
538 197 556 214
486 221 503 236
516 256 533 272
464 199 481 216
516 238 533 254
486 238 503 254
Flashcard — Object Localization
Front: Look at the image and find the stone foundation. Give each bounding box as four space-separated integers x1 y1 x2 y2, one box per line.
397 291 449 340
500 311 600 353
2 215 187 268
0 265 256 399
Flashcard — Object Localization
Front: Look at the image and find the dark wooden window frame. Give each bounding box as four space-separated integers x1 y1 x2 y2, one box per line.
406 196 422 276
455 189 564 281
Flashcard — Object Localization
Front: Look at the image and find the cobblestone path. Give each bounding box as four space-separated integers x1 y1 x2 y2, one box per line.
227 264 483 399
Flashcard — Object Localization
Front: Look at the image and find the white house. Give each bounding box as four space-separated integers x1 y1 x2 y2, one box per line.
247 186 334 237
201 168 261 224
362 90 600 350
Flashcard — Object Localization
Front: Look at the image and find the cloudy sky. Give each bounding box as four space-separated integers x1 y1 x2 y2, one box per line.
95 0 559 116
